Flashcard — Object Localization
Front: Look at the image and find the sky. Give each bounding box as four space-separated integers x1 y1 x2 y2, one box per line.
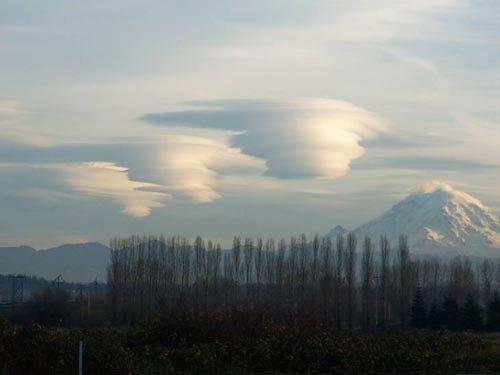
0 0 499 248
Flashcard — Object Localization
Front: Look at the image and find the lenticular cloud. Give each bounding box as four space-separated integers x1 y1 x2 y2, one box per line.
62 162 169 217
142 98 388 180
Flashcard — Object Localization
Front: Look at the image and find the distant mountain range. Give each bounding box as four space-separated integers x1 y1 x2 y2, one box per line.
326 183 500 257
0 242 109 282
1 184 498 282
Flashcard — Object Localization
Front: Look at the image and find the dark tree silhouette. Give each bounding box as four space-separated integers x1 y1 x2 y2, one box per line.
32 288 74 326
106 234 500 331
461 294 483 331
427 301 441 330
486 292 500 330
441 296 460 330
410 287 427 328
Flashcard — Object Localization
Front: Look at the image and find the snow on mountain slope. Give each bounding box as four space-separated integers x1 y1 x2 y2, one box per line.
351 182 500 257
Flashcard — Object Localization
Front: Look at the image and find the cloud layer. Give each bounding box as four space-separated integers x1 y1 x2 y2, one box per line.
0 161 170 218
143 99 388 180
156 134 264 203
60 162 169 218
1 0 499 246
0 101 54 147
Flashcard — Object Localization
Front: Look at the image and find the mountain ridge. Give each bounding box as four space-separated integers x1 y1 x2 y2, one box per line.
326 183 500 257
0 242 109 282
1 183 498 281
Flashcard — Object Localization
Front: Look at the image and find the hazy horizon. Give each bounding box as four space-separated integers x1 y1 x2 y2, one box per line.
1 1 499 248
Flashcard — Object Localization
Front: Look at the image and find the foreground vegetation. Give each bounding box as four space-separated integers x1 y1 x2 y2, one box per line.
0 316 500 374
3 233 500 373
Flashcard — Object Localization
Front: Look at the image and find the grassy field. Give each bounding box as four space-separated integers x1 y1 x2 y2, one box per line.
1 317 500 374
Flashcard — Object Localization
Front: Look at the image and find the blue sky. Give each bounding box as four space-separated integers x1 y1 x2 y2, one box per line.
1 0 499 247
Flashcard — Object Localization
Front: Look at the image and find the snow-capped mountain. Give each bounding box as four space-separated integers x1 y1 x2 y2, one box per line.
327 183 500 257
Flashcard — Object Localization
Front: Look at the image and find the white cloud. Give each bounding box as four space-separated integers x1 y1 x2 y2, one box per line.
15 187 79 204
419 181 457 194
1 0 499 246
0 101 26 123
144 98 389 180
0 133 264 215
324 0 467 43
0 100 55 147
60 161 169 217
157 134 265 203
0 161 171 218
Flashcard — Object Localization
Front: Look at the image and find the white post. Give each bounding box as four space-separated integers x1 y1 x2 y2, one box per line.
79 341 83 375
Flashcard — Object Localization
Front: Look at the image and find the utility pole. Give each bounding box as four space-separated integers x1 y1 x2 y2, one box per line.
78 341 83 375
93 277 99 296
79 284 85 322
54 274 63 288
8 275 27 303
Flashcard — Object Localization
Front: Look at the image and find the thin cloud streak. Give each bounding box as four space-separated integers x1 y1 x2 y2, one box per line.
0 100 55 147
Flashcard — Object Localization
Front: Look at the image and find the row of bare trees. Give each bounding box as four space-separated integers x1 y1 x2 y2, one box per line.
108 234 500 329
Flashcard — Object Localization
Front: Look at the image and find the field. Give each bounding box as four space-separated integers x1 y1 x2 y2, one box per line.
1 317 500 375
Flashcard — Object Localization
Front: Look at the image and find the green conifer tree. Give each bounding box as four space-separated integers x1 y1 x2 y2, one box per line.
410 287 427 328
461 294 483 331
441 295 460 330
427 301 441 330
486 292 500 331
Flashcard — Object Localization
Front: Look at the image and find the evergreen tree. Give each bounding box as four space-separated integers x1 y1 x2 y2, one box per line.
427 301 441 330
486 292 500 331
460 294 482 331
410 287 427 328
441 296 460 330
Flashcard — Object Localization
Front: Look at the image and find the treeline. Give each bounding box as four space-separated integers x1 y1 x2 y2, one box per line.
0 276 108 327
0 288 108 328
108 234 500 330
0 274 79 302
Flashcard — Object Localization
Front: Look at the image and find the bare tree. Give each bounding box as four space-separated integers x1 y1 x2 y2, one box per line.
107 232 500 330
319 237 333 326
345 233 357 331
243 238 254 310
361 236 374 329
255 238 264 308
481 258 495 305
232 237 242 310
298 234 309 317
334 235 344 330
379 235 391 329
398 235 411 326
193 236 206 315
276 239 286 317
288 237 298 318
223 252 233 315
311 235 320 321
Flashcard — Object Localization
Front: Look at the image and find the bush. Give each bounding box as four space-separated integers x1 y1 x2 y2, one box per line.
0 317 499 374
31 288 75 326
